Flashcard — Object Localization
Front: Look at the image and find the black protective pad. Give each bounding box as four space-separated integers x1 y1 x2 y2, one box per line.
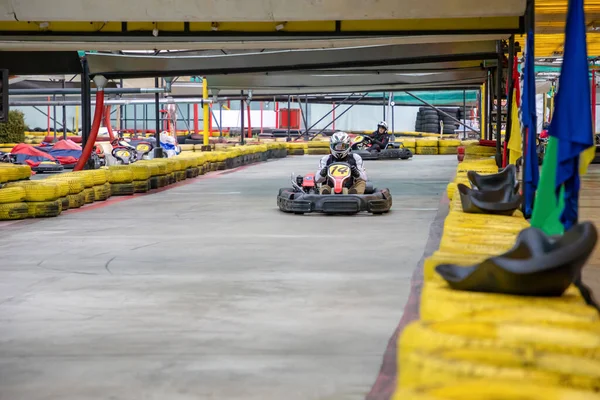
457 183 522 216
467 164 517 192
277 188 392 215
435 222 598 298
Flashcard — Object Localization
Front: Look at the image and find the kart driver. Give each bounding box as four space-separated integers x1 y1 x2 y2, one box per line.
316 132 367 195
369 121 391 152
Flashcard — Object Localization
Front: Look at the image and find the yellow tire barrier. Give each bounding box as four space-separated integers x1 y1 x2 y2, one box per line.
174 170 186 182
180 144 194 152
306 148 330 155
392 379 600 400
0 186 26 204
0 164 31 183
79 169 108 186
438 146 458 155
27 199 62 218
133 180 150 193
400 320 600 359
416 147 439 155
0 202 29 220
4 181 61 202
399 347 600 390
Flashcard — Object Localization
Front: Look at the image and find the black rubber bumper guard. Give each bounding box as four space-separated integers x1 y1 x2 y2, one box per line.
277 188 392 214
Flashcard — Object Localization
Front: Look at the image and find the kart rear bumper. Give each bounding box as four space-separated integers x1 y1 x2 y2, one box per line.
277 188 392 214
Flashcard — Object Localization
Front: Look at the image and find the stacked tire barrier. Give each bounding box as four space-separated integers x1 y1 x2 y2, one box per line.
414 107 462 134
392 158 600 399
0 143 288 221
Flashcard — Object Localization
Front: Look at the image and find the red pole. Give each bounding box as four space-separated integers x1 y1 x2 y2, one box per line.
193 103 199 134
247 103 252 138
260 101 264 134
593 70 597 135
275 102 279 129
332 102 336 130
47 96 51 136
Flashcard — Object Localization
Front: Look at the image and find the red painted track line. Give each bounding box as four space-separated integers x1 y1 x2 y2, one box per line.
0 163 259 227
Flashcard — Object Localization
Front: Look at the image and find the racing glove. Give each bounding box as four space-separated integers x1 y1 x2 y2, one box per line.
351 165 361 178
319 167 328 177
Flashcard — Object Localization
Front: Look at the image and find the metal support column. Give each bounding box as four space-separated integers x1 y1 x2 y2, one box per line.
62 79 67 139
52 93 57 142
462 90 467 137
133 103 137 135
119 78 124 130
81 58 91 149
286 95 291 141
505 35 515 164
153 77 163 158
496 42 504 167
143 104 147 133
391 92 395 134
298 95 309 141
240 90 245 145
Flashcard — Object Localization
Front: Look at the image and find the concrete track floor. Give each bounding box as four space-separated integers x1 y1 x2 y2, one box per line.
0 155 457 400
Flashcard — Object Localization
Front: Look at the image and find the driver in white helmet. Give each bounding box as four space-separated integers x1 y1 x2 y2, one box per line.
369 121 391 152
316 132 367 194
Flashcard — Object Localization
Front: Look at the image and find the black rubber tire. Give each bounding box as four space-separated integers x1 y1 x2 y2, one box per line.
421 123 441 133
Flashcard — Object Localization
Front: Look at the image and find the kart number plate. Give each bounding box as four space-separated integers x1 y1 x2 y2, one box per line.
328 165 350 177
116 150 131 157
137 144 150 152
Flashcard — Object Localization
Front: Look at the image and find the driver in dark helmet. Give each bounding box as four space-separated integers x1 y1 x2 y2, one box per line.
369 121 391 152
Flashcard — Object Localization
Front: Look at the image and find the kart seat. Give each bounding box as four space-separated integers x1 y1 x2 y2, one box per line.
435 222 598 298
457 182 522 216
467 164 517 192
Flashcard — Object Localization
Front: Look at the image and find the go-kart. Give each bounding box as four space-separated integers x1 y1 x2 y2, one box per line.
277 161 392 215
351 134 413 161
110 137 154 164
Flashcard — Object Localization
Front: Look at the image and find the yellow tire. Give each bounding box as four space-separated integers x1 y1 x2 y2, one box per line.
399 347 600 390
79 169 108 186
306 148 330 155
400 319 600 359
62 171 95 188
93 183 111 201
0 202 29 220
67 193 85 209
465 145 496 155
127 164 152 180
0 164 32 183
133 180 149 193
0 186 26 204
106 168 134 184
27 200 62 218
111 182 135 196
180 144 194 152
438 146 458 155
4 181 60 202
59 196 70 211
392 379 600 400
174 170 186 182
439 139 461 147
82 187 95 204
416 138 439 147
416 146 439 155
48 176 85 195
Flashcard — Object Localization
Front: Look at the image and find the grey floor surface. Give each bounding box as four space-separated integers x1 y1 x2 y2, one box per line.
0 155 457 400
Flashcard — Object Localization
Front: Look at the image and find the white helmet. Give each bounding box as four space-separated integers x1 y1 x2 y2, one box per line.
377 121 388 131
330 131 352 159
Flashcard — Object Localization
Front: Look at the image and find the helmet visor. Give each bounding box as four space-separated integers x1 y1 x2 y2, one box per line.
332 142 349 152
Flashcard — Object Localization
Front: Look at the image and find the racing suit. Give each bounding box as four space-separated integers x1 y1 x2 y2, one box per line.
369 131 391 152
316 153 367 194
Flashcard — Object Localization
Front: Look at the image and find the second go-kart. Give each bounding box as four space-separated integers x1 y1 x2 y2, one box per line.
277 161 392 215
351 134 413 161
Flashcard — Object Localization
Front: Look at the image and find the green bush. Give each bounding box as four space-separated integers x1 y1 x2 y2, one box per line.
0 110 26 144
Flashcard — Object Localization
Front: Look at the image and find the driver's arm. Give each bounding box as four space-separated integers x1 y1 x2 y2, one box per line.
315 156 328 183
353 154 368 181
